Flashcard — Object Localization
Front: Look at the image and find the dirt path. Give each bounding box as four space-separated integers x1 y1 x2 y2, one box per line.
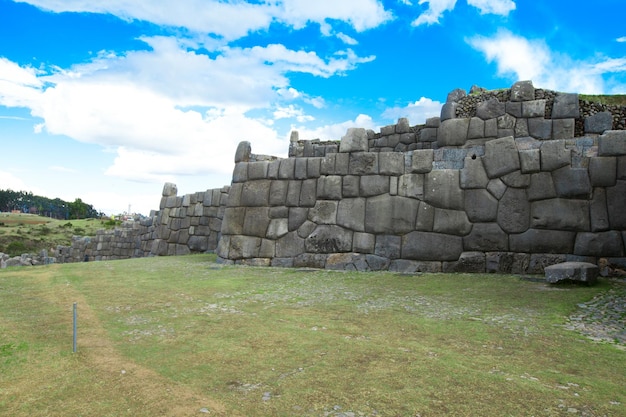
38 270 239 417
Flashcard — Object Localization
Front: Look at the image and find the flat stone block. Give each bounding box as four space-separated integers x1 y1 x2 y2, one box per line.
544 262 598 284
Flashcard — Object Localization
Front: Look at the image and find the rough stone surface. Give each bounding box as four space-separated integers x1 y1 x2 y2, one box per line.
545 262 599 284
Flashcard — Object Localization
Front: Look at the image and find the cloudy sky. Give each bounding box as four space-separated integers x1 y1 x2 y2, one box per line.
1 0 625 215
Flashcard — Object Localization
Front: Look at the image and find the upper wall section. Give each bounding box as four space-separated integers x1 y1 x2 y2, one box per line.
288 80 626 158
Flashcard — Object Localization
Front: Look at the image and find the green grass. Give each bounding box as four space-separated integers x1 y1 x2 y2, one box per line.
579 94 626 106
0 213 115 255
1 254 624 416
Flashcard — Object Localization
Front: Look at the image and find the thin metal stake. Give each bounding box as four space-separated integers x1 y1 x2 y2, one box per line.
73 302 77 353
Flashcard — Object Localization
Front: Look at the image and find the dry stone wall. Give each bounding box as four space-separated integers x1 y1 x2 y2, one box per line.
56 184 228 262
218 81 626 273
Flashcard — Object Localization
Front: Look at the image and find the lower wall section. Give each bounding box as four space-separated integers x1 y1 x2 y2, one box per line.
217 250 626 275
56 184 228 263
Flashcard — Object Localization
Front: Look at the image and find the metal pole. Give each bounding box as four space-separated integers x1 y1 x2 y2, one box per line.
73 302 77 353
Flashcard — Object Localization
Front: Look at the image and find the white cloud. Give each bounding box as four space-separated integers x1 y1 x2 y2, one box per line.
411 0 515 26
381 97 443 124
618 36 626 43
273 105 315 122
0 58 44 108
467 0 515 15
15 0 392 41
292 114 377 142
468 30 626 94
0 32 380 186
0 171 30 192
412 0 457 26
337 33 359 45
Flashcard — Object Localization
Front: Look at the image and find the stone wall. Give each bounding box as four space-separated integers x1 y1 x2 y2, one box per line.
217 80 626 273
55 184 228 263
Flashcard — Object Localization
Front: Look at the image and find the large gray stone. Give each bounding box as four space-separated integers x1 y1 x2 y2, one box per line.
353 232 375 253
590 188 610 232
574 231 624 257
360 175 390 197
510 80 534 102
551 93 579 119
530 199 590 231
598 130 626 156
607 180 626 229
440 102 457 121
433 208 472 236
552 119 575 140
438 118 469 146
337 198 366 232
228 235 261 259
349 152 378 175
522 100 546 118
519 149 541 174
278 158 295 179
416 202 435 231
486 252 530 274
242 207 270 237
527 172 556 201
460 155 489 189
398 174 424 199
411 149 434 173
497 187 530 233
234 141 252 163
443 252 486 273
528 118 552 140
308 200 338 224
446 88 466 103
288 207 308 231
286 180 302 206
299 179 317 207
248 161 269 180
541 141 571 171
545 262 598 284
584 112 612 134
342 175 359 197
589 157 617 187
500 170 530 188
266 218 289 239
269 181 288 206
221 207 245 234
476 99 505 120
379 153 405 175
396 117 411 134
468 117 485 139
483 136 520 178
486 178 507 200
419 127 438 142
317 176 342 200
552 166 592 198
365 195 419 234
339 128 369 152
464 189 498 222
305 225 353 253
402 231 463 261
276 232 305 257
509 229 576 253
375 235 401 259
424 170 464 210
463 223 508 251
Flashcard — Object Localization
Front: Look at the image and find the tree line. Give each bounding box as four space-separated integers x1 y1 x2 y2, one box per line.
0 189 101 219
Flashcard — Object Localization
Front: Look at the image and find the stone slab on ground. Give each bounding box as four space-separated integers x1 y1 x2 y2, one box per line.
545 261 599 284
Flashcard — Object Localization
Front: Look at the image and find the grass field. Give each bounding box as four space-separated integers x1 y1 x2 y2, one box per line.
0 213 118 256
1 254 624 416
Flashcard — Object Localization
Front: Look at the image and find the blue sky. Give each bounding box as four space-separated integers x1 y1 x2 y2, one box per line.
1 0 625 215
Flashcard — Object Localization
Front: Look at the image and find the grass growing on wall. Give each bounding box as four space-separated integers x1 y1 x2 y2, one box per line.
580 94 626 106
0 254 624 416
